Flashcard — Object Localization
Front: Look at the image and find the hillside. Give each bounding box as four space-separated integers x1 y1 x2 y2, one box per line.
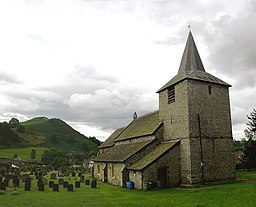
0 117 100 153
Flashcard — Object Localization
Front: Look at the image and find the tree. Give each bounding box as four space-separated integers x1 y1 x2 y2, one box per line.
41 149 69 168
30 149 36 160
17 125 26 133
9 118 20 128
240 109 256 169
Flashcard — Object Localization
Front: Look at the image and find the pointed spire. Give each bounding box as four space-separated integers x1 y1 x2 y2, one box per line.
178 31 205 73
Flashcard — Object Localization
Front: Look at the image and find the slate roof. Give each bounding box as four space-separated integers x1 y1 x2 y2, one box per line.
114 111 162 142
127 141 179 171
98 127 125 149
93 140 154 162
157 31 230 93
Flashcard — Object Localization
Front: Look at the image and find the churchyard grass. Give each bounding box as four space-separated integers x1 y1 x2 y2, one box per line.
0 147 48 161
236 170 256 181
0 171 256 207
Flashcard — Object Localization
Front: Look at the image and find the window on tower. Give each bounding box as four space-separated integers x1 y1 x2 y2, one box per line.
168 85 175 104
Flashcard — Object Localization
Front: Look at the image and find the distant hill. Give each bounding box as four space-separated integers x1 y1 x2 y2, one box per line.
0 117 101 153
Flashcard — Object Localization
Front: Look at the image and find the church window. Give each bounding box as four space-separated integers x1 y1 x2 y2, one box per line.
208 86 212 95
111 163 114 176
97 164 100 173
168 86 175 104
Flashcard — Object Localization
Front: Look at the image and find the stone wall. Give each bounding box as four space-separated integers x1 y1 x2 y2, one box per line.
159 79 235 184
129 143 180 189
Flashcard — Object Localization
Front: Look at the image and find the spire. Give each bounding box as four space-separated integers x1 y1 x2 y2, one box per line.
178 31 205 73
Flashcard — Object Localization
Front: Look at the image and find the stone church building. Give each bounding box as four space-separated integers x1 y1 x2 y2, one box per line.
92 31 235 189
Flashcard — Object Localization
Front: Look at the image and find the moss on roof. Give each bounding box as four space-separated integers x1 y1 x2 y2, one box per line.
127 141 179 171
98 127 125 149
157 70 230 93
93 140 153 162
114 111 162 142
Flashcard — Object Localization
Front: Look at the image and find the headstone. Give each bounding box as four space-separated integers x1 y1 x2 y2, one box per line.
25 177 31 184
58 178 64 185
4 179 9 187
63 181 68 188
25 183 31 191
38 183 44 191
75 181 80 188
13 178 20 187
50 173 56 179
0 182 6 190
67 184 73 191
49 181 54 188
0 176 2 183
85 180 90 185
53 184 59 191
91 180 97 188
37 178 43 186
65 172 69 176
78 173 82 177
72 172 76 177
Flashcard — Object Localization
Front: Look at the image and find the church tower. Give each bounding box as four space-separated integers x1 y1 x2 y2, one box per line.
157 31 235 184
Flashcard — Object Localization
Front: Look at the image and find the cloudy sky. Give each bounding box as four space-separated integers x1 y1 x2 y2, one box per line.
0 0 255 141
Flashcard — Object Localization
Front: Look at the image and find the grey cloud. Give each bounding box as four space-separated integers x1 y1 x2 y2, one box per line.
0 71 21 84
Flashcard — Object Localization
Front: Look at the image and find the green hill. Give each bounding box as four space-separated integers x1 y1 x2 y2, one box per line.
0 117 100 154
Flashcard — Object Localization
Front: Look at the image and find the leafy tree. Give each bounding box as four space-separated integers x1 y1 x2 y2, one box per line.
240 109 256 169
30 149 36 160
0 122 20 145
17 125 26 133
89 136 102 146
41 149 69 168
9 118 20 128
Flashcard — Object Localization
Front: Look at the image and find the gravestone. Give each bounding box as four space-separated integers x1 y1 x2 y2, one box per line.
67 184 73 191
0 176 2 183
78 173 82 177
38 183 44 191
37 178 43 186
25 182 31 191
75 181 80 188
63 181 68 188
65 172 69 176
13 177 20 187
58 178 64 185
72 172 76 177
50 173 56 179
91 180 97 188
85 180 90 185
53 184 59 191
4 179 9 187
0 182 6 190
49 181 54 188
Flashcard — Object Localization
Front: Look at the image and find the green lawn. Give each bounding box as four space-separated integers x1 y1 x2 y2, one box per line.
236 170 256 181
0 147 49 161
0 172 256 207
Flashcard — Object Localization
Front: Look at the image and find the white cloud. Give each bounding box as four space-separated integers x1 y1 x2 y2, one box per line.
0 0 255 140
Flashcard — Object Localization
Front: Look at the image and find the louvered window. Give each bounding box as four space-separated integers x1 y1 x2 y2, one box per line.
168 86 175 104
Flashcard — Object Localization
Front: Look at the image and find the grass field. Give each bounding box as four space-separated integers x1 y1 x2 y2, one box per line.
0 171 256 207
0 147 49 161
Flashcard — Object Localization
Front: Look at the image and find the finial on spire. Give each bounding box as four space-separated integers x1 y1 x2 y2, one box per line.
188 21 191 31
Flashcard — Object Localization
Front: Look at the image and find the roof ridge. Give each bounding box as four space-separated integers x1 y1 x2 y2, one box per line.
136 110 159 120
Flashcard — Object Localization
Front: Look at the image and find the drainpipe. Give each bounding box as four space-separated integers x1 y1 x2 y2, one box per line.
198 114 204 184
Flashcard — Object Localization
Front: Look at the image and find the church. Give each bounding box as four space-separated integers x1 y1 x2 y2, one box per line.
92 31 235 189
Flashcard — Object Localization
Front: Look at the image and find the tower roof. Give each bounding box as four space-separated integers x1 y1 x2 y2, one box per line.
157 31 230 93
178 31 205 73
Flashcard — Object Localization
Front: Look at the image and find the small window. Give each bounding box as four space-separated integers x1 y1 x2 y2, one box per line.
168 86 175 104
208 86 212 95
97 164 100 173
111 163 114 176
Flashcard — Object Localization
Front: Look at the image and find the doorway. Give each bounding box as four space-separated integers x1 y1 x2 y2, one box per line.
158 167 168 188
